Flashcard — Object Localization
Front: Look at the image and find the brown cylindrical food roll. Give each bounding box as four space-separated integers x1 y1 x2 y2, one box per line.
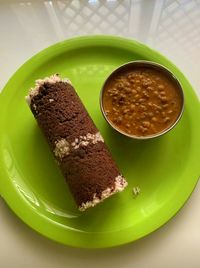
26 74 127 211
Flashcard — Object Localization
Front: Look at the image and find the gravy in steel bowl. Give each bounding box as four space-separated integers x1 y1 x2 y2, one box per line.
101 62 184 139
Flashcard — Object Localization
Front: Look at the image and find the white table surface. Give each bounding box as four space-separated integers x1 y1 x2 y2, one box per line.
0 0 199 267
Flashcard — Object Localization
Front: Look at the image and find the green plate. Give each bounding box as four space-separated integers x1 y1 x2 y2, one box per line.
0 35 199 248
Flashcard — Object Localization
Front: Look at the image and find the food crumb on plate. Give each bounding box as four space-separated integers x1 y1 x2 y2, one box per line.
132 186 141 197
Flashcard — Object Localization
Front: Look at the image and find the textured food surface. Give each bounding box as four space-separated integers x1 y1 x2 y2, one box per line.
27 76 127 210
30 81 98 147
61 142 121 206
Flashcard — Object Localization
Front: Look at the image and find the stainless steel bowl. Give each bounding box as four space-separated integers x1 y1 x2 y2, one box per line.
100 60 184 140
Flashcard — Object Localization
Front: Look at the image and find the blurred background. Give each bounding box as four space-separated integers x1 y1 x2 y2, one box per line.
0 0 200 96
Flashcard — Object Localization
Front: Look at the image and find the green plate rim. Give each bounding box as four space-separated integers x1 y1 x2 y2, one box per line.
0 35 199 248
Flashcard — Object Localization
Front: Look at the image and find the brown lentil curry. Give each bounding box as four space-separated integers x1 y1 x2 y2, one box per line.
102 67 182 136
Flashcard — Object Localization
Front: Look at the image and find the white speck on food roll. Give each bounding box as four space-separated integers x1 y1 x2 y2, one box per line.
115 175 128 191
54 139 70 159
32 103 37 112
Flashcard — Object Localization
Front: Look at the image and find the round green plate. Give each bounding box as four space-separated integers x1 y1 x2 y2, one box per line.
0 36 199 248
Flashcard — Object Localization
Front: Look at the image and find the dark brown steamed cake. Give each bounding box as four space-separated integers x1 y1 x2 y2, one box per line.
26 74 127 211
